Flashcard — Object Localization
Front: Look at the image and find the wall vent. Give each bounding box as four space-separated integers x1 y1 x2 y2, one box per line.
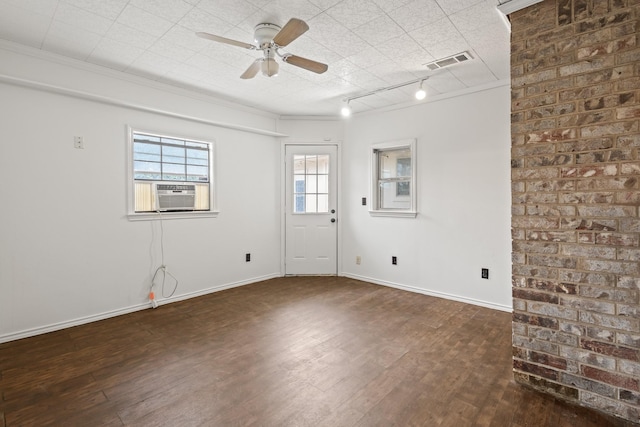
424 52 473 70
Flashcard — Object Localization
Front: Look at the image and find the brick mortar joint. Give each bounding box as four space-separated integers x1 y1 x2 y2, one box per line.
512 343 622 366
512 315 640 334
513 367 639 397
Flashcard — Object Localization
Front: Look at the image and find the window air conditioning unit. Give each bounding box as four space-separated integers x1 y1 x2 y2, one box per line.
156 183 196 211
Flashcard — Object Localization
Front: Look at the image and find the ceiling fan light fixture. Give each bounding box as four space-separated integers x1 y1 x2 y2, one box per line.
261 57 279 77
196 18 327 79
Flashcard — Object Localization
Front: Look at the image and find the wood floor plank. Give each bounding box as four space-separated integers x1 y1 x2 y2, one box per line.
5 390 108 426
1 277 636 426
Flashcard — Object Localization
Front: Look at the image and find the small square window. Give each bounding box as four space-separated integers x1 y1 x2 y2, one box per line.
370 139 417 218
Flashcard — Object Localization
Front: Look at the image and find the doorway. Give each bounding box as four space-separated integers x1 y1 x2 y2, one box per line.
284 144 338 275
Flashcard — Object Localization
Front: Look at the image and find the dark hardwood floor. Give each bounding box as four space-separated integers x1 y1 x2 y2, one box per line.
0 276 635 426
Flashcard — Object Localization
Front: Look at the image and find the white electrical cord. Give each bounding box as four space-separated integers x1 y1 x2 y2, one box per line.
151 264 178 297
149 210 178 308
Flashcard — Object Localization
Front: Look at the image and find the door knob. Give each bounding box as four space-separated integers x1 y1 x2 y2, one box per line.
331 209 335 213
331 218 336 223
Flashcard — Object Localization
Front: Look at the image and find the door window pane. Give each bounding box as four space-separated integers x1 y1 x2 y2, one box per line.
305 195 317 213
305 175 317 193
317 175 328 193
317 155 329 173
306 156 317 174
294 155 305 173
295 195 305 213
318 194 329 212
292 154 330 213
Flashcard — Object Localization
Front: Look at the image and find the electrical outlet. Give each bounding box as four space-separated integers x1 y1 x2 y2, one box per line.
392 256 397 265
245 253 251 262
481 268 489 279
74 136 84 149
356 256 361 265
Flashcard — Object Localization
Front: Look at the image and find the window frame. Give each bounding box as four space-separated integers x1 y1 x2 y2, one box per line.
126 126 218 220
369 139 417 218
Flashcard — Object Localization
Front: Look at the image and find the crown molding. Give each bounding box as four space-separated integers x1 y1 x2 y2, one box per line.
0 39 281 120
0 73 288 137
497 0 544 15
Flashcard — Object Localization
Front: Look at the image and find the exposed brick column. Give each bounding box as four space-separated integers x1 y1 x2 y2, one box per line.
509 0 640 422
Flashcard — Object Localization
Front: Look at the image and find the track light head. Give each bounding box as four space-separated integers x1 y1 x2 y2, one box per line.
415 80 426 100
340 101 351 117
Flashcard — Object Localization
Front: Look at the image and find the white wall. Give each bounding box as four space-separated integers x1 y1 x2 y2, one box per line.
341 85 513 311
0 45 282 342
0 42 512 343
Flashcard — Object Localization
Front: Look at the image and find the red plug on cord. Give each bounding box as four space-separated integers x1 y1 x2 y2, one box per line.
149 292 158 308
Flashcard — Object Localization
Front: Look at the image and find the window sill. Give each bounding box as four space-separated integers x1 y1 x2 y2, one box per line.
127 211 219 221
369 210 417 218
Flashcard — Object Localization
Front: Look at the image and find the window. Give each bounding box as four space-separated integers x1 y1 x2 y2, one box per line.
293 154 329 213
127 128 217 219
370 139 417 217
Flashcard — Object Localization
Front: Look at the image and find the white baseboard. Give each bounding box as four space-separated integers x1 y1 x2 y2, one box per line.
341 273 513 313
0 303 150 344
152 273 281 306
0 273 280 344
1 273 510 344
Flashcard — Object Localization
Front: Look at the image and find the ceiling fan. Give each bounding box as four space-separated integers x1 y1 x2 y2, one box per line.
196 18 328 79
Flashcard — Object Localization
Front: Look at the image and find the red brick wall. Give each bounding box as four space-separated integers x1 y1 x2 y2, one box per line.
509 0 639 422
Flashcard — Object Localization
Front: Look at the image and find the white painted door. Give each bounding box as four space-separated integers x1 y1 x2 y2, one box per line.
285 145 338 275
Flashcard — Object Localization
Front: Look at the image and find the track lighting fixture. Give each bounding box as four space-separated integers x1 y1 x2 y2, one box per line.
340 76 430 117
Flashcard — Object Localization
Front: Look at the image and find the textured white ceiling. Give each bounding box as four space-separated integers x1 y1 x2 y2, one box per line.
0 0 510 116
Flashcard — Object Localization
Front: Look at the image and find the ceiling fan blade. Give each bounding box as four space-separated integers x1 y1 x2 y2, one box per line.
272 18 309 47
240 59 261 79
196 32 255 50
282 55 328 74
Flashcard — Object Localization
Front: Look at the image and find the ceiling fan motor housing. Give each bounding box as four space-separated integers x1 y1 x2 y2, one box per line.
254 23 281 48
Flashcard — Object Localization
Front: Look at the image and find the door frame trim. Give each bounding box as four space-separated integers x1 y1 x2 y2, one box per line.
280 142 342 276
